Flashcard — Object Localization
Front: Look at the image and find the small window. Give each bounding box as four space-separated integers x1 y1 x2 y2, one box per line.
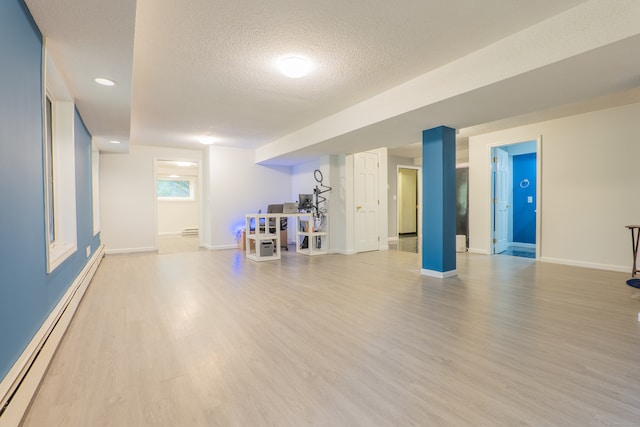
43 45 78 273
45 95 55 243
157 179 194 200
91 143 100 235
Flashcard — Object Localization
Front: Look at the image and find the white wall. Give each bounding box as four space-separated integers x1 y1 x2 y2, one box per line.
291 157 328 209
100 145 203 253
329 155 347 253
206 145 291 250
469 102 640 272
157 196 198 235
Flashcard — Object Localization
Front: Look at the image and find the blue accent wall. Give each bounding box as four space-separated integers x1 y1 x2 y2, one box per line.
0 0 100 382
422 126 457 273
512 153 536 244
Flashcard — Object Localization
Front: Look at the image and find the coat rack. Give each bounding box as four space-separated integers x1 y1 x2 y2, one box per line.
313 169 331 216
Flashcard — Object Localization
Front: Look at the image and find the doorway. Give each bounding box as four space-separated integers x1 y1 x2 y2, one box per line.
491 141 538 258
396 166 419 253
155 159 201 254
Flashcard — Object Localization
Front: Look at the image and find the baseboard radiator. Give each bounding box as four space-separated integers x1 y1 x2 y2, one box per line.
0 244 105 427
181 227 199 236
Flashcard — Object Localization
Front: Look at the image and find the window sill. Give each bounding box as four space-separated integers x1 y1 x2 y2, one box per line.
48 242 77 273
157 197 195 202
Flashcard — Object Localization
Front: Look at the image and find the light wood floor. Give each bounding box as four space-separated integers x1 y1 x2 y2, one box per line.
21 249 640 426
157 235 201 254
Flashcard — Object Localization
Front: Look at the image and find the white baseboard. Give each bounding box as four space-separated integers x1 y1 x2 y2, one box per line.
539 256 628 273
421 268 457 278
0 245 105 427
158 231 182 237
387 237 399 242
330 249 357 255
104 246 157 255
203 244 237 251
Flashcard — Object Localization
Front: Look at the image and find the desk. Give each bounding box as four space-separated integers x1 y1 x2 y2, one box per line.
245 213 329 261
626 225 640 277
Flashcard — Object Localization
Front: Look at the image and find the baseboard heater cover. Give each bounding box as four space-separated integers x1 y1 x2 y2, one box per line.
0 244 105 426
181 228 199 236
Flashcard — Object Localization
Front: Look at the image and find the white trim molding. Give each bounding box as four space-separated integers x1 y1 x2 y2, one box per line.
204 244 238 251
103 246 157 255
539 257 628 274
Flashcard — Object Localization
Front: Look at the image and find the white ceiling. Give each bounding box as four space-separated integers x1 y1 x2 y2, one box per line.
156 160 199 178
23 0 640 163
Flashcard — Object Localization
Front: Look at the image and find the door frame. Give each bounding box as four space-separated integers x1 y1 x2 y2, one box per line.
492 147 509 254
396 165 422 250
153 157 203 251
487 136 542 259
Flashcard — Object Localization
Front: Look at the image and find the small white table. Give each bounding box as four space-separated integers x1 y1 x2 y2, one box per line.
295 213 328 256
245 214 282 262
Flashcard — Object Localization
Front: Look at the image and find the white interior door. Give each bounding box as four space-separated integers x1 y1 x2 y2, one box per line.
354 152 379 252
493 148 509 253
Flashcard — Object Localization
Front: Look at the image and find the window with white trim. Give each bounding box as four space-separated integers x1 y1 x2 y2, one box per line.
43 44 77 272
92 142 100 236
157 178 195 201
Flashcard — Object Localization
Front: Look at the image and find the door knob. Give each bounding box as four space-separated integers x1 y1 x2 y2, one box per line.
356 205 362 210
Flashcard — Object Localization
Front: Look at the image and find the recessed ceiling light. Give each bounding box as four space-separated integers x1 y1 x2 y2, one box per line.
175 161 194 167
95 77 116 86
198 136 216 145
278 56 311 78
109 140 121 144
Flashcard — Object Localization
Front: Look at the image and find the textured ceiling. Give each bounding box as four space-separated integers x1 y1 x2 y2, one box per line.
23 0 640 162
130 0 589 149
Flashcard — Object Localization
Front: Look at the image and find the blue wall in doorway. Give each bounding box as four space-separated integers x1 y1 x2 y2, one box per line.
512 153 536 244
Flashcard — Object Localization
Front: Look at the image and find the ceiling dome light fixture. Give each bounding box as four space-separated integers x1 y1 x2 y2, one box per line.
94 77 116 87
198 136 216 145
278 56 311 78
109 140 121 144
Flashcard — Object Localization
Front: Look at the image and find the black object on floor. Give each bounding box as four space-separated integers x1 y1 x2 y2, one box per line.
626 278 640 289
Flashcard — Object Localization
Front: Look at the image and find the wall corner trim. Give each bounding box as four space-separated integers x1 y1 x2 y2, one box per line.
0 245 105 426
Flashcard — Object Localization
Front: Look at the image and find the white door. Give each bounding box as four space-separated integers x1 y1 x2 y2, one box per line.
354 152 379 252
493 148 509 253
